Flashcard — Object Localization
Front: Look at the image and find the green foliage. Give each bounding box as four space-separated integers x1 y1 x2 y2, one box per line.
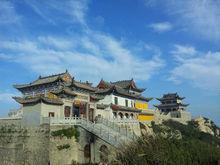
115 136 220 165
114 121 220 165
160 120 220 145
71 160 97 165
57 144 70 150
51 126 80 141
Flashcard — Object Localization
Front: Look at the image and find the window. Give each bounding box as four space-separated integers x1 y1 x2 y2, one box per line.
131 101 133 107
125 99 128 107
48 112 55 117
114 97 118 105
64 106 71 117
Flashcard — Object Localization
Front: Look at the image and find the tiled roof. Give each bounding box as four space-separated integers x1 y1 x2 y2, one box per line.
111 79 133 88
13 71 71 89
51 87 77 96
111 79 145 92
139 110 154 115
72 80 96 91
90 95 105 100
95 85 152 102
13 96 64 105
97 79 113 89
97 79 145 92
157 93 185 101
154 103 189 108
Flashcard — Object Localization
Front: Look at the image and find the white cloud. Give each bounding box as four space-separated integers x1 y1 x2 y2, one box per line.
171 44 197 62
146 0 220 41
0 1 21 24
38 36 74 50
149 22 173 33
169 45 220 92
0 32 165 83
24 0 89 25
176 0 220 41
0 0 165 84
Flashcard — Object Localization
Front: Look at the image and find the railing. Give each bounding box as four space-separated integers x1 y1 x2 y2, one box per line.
49 117 81 125
0 116 22 120
44 117 137 146
96 117 138 139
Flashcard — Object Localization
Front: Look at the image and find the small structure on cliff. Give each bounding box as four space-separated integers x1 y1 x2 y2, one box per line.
154 93 191 123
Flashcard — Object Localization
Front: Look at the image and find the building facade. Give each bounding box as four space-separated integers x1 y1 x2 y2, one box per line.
12 71 154 125
154 93 191 122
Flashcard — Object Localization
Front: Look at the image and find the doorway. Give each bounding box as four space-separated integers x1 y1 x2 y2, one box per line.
64 106 71 117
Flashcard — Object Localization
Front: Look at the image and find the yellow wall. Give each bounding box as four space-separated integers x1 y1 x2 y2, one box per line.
135 101 148 110
138 114 154 121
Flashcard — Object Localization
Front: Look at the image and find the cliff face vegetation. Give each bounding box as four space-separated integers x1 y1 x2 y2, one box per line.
114 119 220 165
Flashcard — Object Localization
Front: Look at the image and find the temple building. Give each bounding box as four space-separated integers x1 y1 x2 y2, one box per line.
95 79 154 121
154 93 191 121
12 71 154 125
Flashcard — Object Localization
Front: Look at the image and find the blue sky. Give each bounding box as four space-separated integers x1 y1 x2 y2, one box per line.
0 0 220 125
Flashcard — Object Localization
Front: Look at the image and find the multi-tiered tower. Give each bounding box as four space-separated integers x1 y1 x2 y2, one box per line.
154 93 191 121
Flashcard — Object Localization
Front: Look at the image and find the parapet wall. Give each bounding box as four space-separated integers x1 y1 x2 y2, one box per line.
154 110 192 124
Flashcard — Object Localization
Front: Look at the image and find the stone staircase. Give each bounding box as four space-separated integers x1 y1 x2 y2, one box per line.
48 117 137 147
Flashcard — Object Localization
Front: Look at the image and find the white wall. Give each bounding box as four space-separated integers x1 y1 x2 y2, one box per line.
98 94 135 108
111 94 135 108
41 103 62 118
22 103 41 126
95 107 113 120
97 95 112 105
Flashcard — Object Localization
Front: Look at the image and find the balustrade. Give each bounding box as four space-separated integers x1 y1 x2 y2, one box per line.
42 116 137 146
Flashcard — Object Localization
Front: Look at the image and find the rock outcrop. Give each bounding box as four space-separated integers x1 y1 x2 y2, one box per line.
193 117 220 137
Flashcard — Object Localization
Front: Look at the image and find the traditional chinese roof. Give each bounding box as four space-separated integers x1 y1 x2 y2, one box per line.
97 79 113 89
51 87 77 97
13 70 72 90
111 79 145 92
72 80 96 91
90 95 105 101
154 103 189 108
139 111 154 115
97 79 145 92
111 104 142 113
156 93 185 101
95 85 152 102
13 96 64 105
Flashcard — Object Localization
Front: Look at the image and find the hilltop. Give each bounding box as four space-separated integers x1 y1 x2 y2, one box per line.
113 117 220 165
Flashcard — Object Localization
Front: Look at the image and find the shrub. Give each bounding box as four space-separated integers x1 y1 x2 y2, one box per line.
51 126 80 141
57 144 70 150
114 121 220 165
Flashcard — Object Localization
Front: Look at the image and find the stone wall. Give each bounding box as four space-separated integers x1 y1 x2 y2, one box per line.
0 123 50 165
0 118 134 165
154 110 192 124
49 125 115 164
